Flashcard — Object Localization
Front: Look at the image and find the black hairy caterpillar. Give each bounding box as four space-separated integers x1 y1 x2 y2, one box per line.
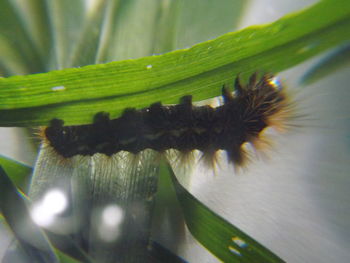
43 73 294 167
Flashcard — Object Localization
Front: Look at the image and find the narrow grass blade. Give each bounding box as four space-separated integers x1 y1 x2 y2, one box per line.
1 0 349 126
56 250 83 263
160 162 285 263
0 166 59 263
0 155 32 192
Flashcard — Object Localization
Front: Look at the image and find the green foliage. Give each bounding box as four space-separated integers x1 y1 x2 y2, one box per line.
0 166 59 263
0 155 32 191
160 161 285 262
0 0 349 262
1 0 349 126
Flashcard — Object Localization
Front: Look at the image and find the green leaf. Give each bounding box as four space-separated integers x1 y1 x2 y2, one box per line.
102 0 175 61
0 164 93 262
1 0 349 127
44 0 86 69
0 0 46 75
0 166 59 263
160 162 285 263
56 250 83 263
68 1 109 67
0 155 32 191
13 0 51 63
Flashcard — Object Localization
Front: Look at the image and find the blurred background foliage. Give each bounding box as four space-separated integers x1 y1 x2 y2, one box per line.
0 0 245 75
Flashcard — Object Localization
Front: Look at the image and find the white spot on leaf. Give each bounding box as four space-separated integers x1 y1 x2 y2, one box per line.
51 86 66 91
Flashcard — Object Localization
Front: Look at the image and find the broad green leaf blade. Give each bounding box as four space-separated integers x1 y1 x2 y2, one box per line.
301 43 350 85
161 162 285 263
1 0 350 127
0 154 32 191
0 166 59 263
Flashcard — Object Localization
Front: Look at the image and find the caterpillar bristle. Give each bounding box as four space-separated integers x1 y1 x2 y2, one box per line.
37 126 46 140
41 143 75 167
248 72 258 87
200 148 220 172
222 85 234 103
234 74 244 94
226 148 245 167
42 73 296 173
180 95 193 106
165 149 196 176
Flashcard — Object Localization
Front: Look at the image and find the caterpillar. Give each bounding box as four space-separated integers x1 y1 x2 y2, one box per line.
31 72 295 259
43 73 294 168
